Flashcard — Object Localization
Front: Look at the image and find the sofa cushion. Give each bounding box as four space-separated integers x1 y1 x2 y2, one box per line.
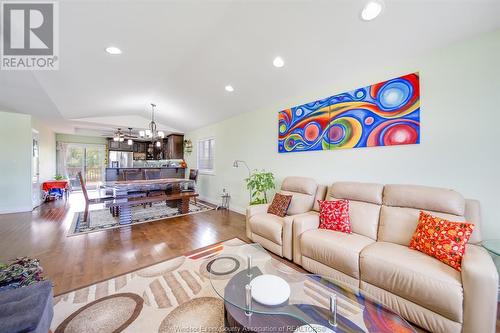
409 211 474 271
280 190 314 215
267 193 292 217
279 176 318 215
464 199 482 244
378 206 470 246
383 184 465 216
249 213 283 245
318 199 351 233
301 229 374 279
327 182 383 240
312 185 328 212
281 176 317 196
329 182 384 205
360 242 463 322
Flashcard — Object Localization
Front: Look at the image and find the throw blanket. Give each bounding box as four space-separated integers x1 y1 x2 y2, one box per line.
0 280 53 333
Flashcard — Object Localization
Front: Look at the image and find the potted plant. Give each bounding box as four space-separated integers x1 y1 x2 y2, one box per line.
245 170 275 205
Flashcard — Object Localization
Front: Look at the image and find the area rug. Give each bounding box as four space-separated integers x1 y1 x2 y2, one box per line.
69 201 214 236
51 238 418 333
51 238 248 332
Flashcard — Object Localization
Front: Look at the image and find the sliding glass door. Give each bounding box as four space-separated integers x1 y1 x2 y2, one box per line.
63 144 106 190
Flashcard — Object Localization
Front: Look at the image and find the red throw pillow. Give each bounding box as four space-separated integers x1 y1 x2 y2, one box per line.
318 199 352 234
409 211 475 271
267 193 292 217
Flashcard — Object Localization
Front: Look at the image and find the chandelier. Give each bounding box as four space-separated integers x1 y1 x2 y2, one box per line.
139 103 165 147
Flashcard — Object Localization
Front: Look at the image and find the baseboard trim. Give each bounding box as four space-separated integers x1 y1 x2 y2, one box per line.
198 195 246 215
0 206 33 215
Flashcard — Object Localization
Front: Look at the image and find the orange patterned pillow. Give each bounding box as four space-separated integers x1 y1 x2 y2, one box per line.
409 211 474 271
267 193 292 217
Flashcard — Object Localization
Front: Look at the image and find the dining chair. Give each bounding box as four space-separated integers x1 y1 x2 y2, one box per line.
183 169 198 204
144 168 161 180
77 172 94 222
123 169 143 181
144 169 165 201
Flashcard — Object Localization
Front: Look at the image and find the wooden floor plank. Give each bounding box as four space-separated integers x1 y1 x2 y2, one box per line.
0 193 498 332
0 193 249 295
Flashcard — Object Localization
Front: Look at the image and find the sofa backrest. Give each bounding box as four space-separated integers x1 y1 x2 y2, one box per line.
378 184 482 245
280 176 318 215
327 182 384 240
312 185 328 212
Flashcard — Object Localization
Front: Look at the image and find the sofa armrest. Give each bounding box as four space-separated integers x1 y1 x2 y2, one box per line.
245 204 270 239
461 244 499 333
281 211 317 261
292 212 320 265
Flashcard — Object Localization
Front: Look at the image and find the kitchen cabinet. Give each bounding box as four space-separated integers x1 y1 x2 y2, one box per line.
110 135 184 159
133 142 146 153
108 139 132 151
165 134 184 159
109 140 120 150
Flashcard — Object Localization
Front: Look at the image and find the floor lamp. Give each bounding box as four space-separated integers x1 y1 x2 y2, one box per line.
233 160 252 203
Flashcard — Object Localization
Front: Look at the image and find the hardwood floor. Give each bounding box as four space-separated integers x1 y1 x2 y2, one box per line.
1 193 498 332
0 193 249 296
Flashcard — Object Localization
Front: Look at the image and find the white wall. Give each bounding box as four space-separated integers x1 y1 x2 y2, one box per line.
0 111 33 213
185 29 500 239
0 111 56 214
32 117 56 183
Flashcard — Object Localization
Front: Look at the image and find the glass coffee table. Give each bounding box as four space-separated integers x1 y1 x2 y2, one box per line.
483 239 500 256
209 243 415 333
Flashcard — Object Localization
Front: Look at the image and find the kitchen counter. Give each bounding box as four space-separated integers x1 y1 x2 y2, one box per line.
105 166 186 182
106 166 185 169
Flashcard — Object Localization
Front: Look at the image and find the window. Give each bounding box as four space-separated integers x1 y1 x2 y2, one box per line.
197 138 215 174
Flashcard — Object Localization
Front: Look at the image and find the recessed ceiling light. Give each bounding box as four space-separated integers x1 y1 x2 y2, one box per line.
273 56 285 68
361 0 384 21
225 85 234 92
105 46 122 55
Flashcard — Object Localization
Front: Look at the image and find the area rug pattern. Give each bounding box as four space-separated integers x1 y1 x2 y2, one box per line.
51 238 415 333
69 201 213 236
51 238 247 332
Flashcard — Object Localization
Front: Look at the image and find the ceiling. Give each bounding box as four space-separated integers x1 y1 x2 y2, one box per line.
1 0 500 135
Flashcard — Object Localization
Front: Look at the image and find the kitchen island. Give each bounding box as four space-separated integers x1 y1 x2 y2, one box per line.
105 167 186 182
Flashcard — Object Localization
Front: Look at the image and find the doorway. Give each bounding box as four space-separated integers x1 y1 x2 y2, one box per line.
32 130 41 208
63 144 106 190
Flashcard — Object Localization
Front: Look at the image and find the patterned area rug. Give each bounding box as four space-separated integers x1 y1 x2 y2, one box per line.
51 238 248 332
69 201 214 236
51 239 419 333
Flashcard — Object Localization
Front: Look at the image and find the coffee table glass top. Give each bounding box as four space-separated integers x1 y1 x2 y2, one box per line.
483 239 500 256
208 243 415 333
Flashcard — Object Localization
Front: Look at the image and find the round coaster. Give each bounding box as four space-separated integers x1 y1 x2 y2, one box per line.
294 324 336 333
249 274 290 306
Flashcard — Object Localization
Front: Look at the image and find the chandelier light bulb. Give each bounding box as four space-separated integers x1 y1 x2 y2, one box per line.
273 56 285 68
127 139 133 145
156 141 161 147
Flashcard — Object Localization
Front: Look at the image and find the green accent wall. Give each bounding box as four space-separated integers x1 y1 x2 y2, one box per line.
56 133 107 145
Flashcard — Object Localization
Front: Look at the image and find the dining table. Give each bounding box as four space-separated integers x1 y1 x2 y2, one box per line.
103 178 196 225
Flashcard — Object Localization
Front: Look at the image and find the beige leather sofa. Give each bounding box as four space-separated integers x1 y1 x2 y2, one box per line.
246 176 326 260
292 182 498 333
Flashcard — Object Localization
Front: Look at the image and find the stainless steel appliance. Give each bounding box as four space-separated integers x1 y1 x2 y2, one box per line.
109 151 134 168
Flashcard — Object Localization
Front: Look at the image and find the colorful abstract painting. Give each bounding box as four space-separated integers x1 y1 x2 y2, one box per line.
278 73 420 153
